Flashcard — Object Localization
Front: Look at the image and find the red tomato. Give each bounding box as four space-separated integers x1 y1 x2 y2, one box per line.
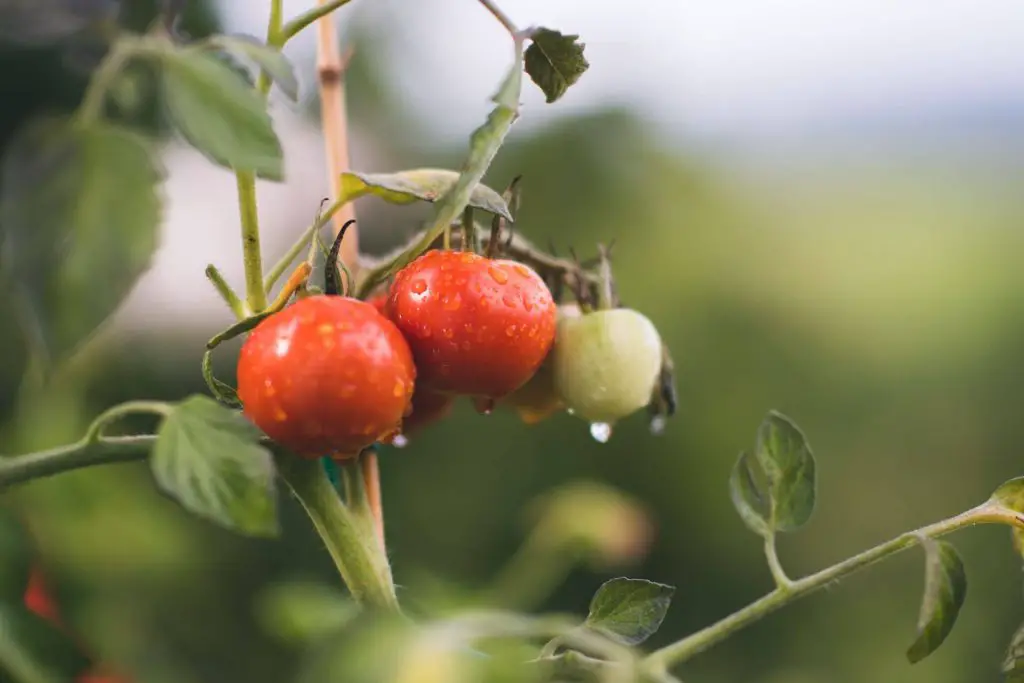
237 295 417 457
369 291 456 436
386 250 557 398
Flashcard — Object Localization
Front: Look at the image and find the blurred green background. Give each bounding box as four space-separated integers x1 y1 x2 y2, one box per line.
3 2 1024 683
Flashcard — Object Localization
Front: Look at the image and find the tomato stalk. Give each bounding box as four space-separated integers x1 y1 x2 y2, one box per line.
275 455 399 611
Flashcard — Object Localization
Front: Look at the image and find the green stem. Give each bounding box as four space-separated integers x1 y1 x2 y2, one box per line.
275 456 399 611
641 504 1024 674
0 437 154 490
764 535 792 589
480 530 579 611
263 195 348 293
83 400 172 443
236 173 268 313
205 265 247 319
77 37 141 123
280 0 356 44
266 0 285 46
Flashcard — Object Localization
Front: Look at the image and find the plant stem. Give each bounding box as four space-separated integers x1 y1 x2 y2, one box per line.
276 456 399 611
481 529 579 611
361 452 386 549
77 37 140 124
641 504 1024 674
281 0 355 44
477 0 519 35
83 400 172 443
236 173 268 312
0 437 154 490
764 535 792 589
263 195 348 292
205 265 247 319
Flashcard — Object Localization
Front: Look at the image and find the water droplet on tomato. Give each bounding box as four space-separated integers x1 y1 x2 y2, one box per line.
442 293 462 311
512 264 531 278
590 422 613 443
442 327 454 339
411 279 428 294
505 325 517 336
488 266 509 284
472 396 496 415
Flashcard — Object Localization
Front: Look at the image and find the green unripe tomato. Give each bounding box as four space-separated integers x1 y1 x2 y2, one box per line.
552 307 663 424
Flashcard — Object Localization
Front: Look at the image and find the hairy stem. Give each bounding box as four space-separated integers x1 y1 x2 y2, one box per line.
83 400 171 443
205 265 247 319
276 456 399 611
641 504 1024 674
0 437 154 490
236 173 267 312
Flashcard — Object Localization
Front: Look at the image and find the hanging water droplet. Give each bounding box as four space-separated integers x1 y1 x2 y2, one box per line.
392 434 409 448
472 396 496 415
649 415 667 436
566 407 576 416
590 422 612 443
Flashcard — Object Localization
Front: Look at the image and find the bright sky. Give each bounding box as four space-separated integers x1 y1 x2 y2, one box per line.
220 0 1024 142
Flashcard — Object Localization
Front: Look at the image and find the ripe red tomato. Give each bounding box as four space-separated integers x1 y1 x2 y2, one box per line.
24 565 60 623
368 292 456 436
386 250 557 398
237 295 417 457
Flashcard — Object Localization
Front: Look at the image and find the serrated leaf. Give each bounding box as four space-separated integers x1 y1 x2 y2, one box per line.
584 577 675 645
729 451 769 535
906 537 967 664
0 116 161 365
161 48 283 180
0 509 32 600
152 395 278 537
206 34 299 101
340 169 512 221
524 28 589 104
0 604 92 683
1002 620 1024 682
755 411 816 532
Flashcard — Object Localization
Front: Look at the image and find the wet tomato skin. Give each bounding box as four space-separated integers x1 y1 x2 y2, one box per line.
386 250 557 398
368 292 456 435
236 295 416 457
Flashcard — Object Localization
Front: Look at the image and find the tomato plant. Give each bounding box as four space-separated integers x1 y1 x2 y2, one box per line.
386 250 557 400
0 2 1022 683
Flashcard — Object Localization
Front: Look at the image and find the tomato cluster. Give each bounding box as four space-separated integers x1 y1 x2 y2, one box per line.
235 236 670 457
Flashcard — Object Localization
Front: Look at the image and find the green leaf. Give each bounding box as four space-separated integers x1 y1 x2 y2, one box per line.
160 48 283 180
0 509 32 600
151 395 278 537
0 116 162 365
340 169 513 221
755 411 816 532
524 28 589 103
256 581 358 645
584 577 675 645
0 604 92 683
206 34 299 101
729 451 769 536
990 478 1024 558
906 537 967 664
1002 620 1024 682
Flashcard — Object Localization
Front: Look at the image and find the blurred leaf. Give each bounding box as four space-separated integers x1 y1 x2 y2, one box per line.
340 170 512 220
255 581 357 645
755 411 816 532
1003 620 1024 682
0 510 31 600
205 34 299 101
524 28 589 104
729 451 769 536
584 577 674 645
906 537 967 664
990 478 1024 559
297 612 419 683
0 0 117 46
0 604 92 683
151 395 279 537
160 48 283 180
0 116 161 365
